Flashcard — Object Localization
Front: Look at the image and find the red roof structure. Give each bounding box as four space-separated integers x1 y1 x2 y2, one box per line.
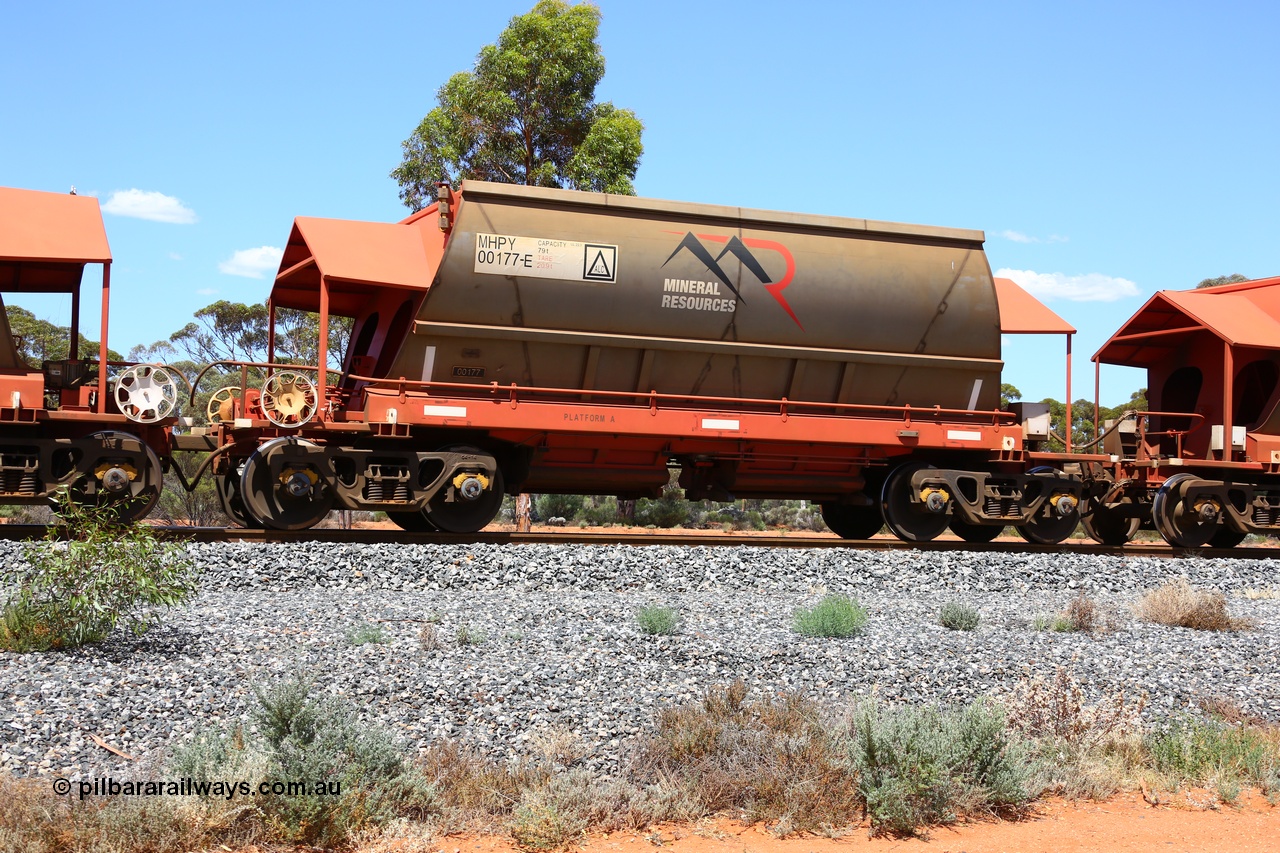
271 216 443 316
0 187 113 400
1095 276 1280 367
994 277 1076 335
1094 275 1280 451
0 187 111 292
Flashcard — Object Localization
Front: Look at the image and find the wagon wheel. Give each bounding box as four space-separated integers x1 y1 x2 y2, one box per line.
880 463 950 542
61 431 164 523
1207 527 1247 548
1017 468 1080 545
949 517 1004 543
387 509 437 533
1152 473 1222 548
216 461 262 529
1081 506 1141 546
206 386 242 424
422 446 505 534
260 371 318 428
821 502 884 540
1209 528 1247 548
114 364 179 423
239 437 334 530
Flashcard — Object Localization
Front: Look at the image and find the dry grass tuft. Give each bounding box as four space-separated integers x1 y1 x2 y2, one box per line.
418 741 549 831
1135 579 1253 631
0 775 258 853
1005 667 1146 749
632 680 860 832
1196 696 1270 728
1064 593 1100 633
1002 667 1149 800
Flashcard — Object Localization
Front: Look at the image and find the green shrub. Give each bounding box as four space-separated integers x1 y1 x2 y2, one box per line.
1146 716 1280 787
634 495 689 528
455 625 486 646
850 701 1033 836
345 621 389 645
940 602 980 631
171 675 436 849
635 605 680 636
535 493 585 522
1032 613 1076 632
0 494 198 651
793 594 868 638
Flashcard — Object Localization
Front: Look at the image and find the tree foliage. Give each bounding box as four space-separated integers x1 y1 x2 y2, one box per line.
1040 388 1148 451
391 0 643 210
5 304 122 365
163 301 350 371
1196 273 1249 289
1 494 198 651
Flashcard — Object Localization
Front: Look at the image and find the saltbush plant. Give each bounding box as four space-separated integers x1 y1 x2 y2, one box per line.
850 700 1033 836
0 494 198 651
939 602 980 631
346 621 389 645
173 675 436 848
635 605 681 636
793 594 868 637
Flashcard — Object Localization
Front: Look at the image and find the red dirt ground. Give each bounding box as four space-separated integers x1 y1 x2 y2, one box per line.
415 792 1277 853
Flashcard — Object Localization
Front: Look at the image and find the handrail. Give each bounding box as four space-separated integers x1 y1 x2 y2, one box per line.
1067 409 1206 455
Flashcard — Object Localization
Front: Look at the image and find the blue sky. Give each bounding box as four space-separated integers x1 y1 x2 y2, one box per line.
2 1 1276 405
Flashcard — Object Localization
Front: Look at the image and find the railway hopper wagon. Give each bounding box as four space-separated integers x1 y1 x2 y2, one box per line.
192 181 1082 540
0 187 175 520
1077 276 1280 547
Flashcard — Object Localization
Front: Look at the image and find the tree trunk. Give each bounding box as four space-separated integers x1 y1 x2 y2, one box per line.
515 493 532 533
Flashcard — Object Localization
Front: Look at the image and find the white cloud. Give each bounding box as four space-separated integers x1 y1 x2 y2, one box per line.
168 252 183 261
996 268 1140 303
218 245 283 279
102 189 197 224
999 230 1069 244
196 287 219 295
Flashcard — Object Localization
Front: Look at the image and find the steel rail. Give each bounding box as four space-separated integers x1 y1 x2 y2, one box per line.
0 524 1275 560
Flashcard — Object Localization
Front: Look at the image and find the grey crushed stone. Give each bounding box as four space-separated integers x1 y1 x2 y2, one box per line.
1 540 1277 780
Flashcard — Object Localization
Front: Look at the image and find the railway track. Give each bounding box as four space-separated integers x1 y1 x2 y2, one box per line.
2 523 1277 560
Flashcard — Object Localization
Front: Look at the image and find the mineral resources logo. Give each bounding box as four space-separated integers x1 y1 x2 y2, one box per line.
659 231 801 329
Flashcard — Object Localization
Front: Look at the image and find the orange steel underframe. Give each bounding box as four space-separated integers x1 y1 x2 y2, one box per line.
346 378 1023 468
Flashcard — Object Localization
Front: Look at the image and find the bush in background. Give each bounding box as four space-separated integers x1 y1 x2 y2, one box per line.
535 494 585 522
634 481 690 528
0 494 198 651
